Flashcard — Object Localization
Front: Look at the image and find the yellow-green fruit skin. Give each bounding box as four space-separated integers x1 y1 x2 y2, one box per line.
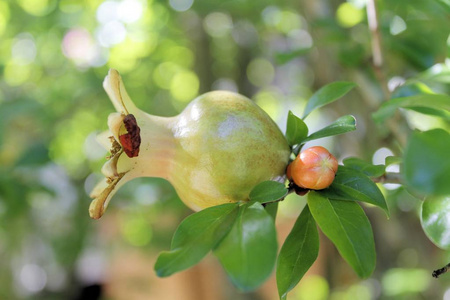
168 91 291 211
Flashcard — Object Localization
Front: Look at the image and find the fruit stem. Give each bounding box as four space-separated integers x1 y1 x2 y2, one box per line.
292 143 304 157
262 183 309 206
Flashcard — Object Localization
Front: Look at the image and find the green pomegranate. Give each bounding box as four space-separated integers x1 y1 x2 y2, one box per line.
89 69 290 219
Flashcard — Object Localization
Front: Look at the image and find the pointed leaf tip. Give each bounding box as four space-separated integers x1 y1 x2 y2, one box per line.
308 192 376 278
277 206 319 299
303 82 356 119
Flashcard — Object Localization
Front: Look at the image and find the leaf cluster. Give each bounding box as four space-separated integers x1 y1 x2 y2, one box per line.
155 80 450 299
154 81 393 299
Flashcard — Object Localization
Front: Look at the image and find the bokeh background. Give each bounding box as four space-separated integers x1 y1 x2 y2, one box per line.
1 0 450 299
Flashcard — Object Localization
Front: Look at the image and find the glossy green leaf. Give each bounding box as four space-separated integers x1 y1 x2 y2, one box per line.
419 62 450 83
391 82 433 99
249 181 288 204
308 192 376 278
303 82 356 119
421 195 450 250
214 202 278 291
303 115 356 142
319 166 389 215
286 111 308 146
154 203 239 277
372 94 450 124
265 202 279 221
403 129 450 196
343 157 385 177
277 206 319 299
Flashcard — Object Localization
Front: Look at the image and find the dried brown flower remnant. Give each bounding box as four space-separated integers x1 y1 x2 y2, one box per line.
119 114 141 158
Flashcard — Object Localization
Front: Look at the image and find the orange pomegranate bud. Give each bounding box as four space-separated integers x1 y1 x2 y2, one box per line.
290 146 338 190
286 162 293 180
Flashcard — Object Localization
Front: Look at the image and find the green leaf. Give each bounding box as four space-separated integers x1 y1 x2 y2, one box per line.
214 202 278 291
303 82 356 119
307 192 376 278
286 111 308 146
419 62 450 83
421 195 450 250
407 106 450 120
265 202 279 221
403 129 450 196
372 94 450 124
385 156 402 166
276 48 311 65
303 115 356 142
154 203 239 277
277 206 319 299
391 82 433 99
343 157 385 177
249 181 288 204
319 166 389 215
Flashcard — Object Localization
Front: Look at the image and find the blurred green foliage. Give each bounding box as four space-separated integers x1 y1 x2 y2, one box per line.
0 0 449 299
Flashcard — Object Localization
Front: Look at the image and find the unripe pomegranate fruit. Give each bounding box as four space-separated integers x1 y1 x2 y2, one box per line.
290 146 338 190
89 69 291 219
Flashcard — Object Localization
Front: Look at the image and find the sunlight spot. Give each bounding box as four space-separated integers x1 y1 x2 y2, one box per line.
153 62 181 89
204 12 233 37
247 58 274 87
96 21 127 47
4 62 31 86
62 28 106 67
277 11 301 33
12 33 36 65
169 0 194 12
121 217 153 247
382 268 430 296
118 0 144 23
262 6 281 27
17 0 52 16
288 29 313 49
75 250 105 284
212 78 238 92
96 0 119 24
336 3 364 28
387 76 405 92
84 132 107 161
232 21 258 47
253 88 282 121
445 287 450 300
372 147 394 165
295 275 329 300
20 264 47 293
170 71 199 102
348 0 368 9
0 1 10 36
390 15 407 35
134 184 159 206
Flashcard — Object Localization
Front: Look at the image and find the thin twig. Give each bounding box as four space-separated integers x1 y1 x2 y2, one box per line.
432 262 450 278
364 0 411 147
366 0 390 100
372 172 403 184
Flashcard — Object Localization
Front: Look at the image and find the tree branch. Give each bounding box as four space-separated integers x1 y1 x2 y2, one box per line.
364 0 411 148
366 0 390 100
